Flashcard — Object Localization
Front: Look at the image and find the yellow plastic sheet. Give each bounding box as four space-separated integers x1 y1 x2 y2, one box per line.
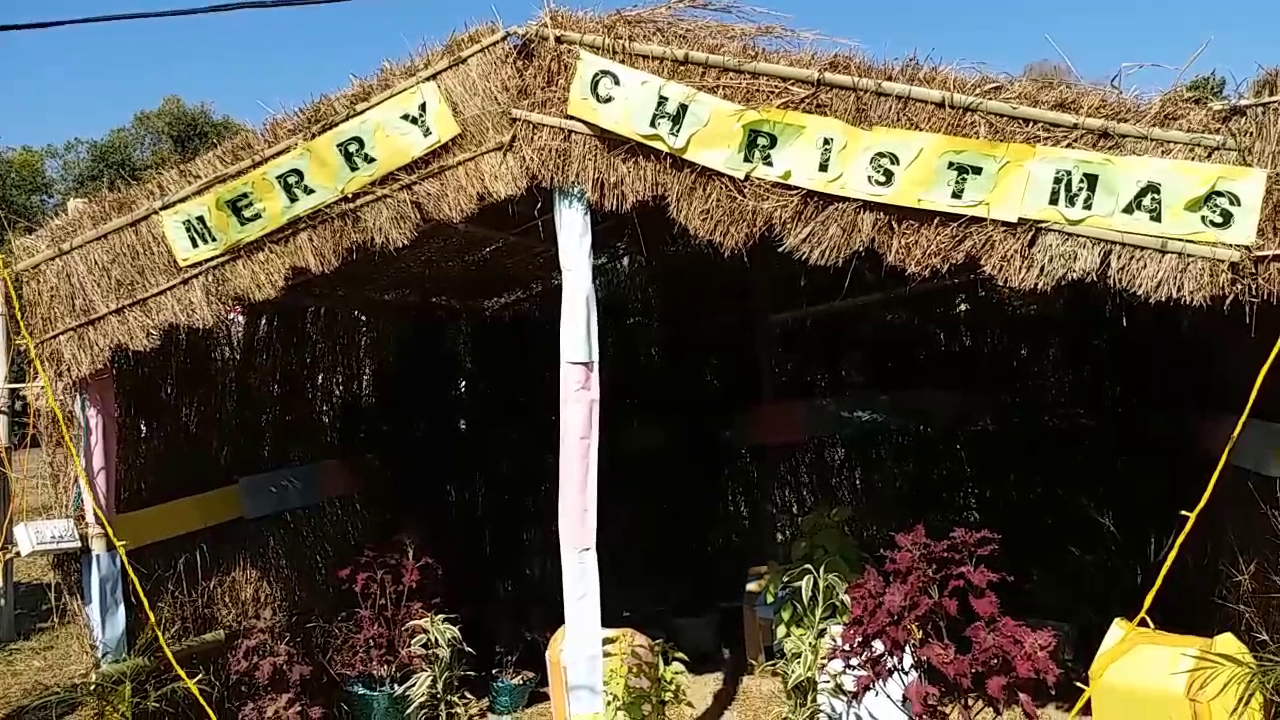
160 81 459 266
1088 618 1263 720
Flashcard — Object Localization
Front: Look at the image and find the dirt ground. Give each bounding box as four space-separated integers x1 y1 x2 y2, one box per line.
0 447 96 714
516 672 1079 719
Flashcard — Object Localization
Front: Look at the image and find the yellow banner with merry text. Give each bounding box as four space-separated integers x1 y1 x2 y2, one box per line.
160 81 460 266
566 50 1266 245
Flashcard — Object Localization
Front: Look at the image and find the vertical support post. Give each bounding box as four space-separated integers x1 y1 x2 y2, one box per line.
749 244 780 563
79 372 126 661
554 187 605 719
0 293 14 644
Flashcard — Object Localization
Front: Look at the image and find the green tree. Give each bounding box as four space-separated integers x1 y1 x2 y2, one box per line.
1184 71 1229 104
0 95 244 243
0 146 57 239
51 95 245 198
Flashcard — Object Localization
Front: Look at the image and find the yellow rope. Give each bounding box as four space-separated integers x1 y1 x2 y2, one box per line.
0 257 216 718
1068 331 1280 719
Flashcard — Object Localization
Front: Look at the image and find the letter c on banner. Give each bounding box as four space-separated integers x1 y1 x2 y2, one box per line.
590 69 620 105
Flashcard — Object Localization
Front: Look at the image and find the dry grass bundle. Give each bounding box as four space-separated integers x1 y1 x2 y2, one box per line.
10 0 1280 390
510 2 1279 299
12 22 529 389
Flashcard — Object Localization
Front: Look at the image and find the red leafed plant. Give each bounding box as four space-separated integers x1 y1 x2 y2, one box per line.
228 608 325 719
833 525 1061 719
328 536 440 688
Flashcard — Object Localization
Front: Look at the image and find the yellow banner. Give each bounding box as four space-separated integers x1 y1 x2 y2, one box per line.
161 81 460 266
1020 147 1266 246
566 50 1266 246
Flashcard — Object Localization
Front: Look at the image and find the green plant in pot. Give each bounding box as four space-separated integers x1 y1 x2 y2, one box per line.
396 614 483 719
762 506 861 719
328 539 441 719
487 646 536 716
603 637 692 719
761 562 852 720
766 505 862 643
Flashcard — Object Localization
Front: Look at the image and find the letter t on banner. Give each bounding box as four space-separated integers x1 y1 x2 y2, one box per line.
555 186 605 719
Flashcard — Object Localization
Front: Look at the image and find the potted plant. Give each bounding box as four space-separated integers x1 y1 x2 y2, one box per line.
761 507 862 719
396 614 482 718
764 508 861 642
487 646 537 716
832 526 1061 719
762 563 852 720
603 636 692 719
327 538 440 718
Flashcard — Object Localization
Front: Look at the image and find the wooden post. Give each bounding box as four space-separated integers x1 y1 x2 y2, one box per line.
750 244 780 562
0 292 15 643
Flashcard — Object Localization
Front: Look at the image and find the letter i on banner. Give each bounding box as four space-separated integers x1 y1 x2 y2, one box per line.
554 187 606 720
723 108 858 194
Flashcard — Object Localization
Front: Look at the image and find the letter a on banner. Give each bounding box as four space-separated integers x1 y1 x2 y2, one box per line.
555 186 605 719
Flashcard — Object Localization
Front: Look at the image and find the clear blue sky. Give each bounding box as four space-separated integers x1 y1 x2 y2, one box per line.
1 0 1274 148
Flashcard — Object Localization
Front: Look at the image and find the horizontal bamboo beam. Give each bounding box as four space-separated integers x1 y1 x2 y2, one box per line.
767 276 978 325
520 27 1237 151
15 27 517 276
510 109 1246 263
96 630 229 680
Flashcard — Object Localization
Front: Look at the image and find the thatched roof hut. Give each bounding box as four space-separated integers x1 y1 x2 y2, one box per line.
12 1 1280 387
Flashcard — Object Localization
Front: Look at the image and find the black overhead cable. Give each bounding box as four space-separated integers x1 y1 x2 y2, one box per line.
0 0 352 32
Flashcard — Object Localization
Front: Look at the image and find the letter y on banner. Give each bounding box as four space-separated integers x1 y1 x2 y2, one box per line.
555 186 605 718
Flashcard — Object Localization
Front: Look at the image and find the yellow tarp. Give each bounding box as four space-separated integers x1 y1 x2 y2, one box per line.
1088 618 1263 720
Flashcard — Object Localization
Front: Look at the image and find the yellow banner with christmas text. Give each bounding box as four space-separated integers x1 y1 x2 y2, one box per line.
567 50 1266 245
160 81 460 266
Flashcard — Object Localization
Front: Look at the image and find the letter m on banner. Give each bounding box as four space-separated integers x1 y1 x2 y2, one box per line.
180 214 219 252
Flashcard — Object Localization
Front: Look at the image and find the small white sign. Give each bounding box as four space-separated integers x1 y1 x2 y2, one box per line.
13 518 82 557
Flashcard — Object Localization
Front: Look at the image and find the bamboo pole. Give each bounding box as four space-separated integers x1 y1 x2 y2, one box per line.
510 109 1247 262
767 276 979 325
519 27 1238 151
35 134 513 346
96 630 229 680
1036 223 1244 261
0 292 12 644
14 27 517 276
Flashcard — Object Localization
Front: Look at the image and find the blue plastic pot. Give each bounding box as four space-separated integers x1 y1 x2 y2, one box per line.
342 678 408 719
488 676 534 715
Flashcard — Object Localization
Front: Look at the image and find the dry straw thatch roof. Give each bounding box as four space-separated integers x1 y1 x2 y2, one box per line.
12 1 1280 386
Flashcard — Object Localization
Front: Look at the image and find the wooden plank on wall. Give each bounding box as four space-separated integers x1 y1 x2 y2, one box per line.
112 485 242 550
110 457 364 550
239 459 359 519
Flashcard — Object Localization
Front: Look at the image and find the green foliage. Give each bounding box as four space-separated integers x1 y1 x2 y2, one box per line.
0 146 58 237
1185 72 1229 103
396 613 483 719
785 505 862 580
22 650 209 719
603 637 693 719
761 563 852 720
766 506 861 645
1195 649 1273 718
0 95 244 243
51 95 245 199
